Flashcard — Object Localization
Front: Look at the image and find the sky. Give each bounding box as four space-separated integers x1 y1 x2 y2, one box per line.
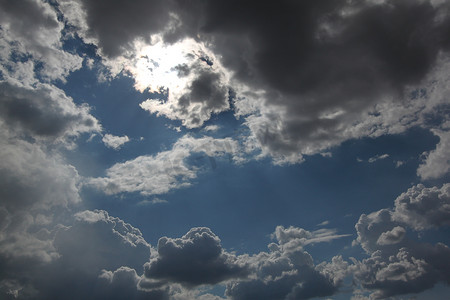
1 0 450 299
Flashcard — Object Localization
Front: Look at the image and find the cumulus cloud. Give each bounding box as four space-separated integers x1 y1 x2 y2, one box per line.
393 183 450 230
89 135 240 196
145 227 249 287
352 183 450 299
226 225 350 300
102 133 130 150
376 226 406 246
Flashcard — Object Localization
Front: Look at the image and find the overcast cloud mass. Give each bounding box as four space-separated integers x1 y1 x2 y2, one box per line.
1 0 450 299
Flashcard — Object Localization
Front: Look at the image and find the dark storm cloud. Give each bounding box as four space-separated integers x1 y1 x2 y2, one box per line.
144 227 249 287
77 0 173 57
66 0 450 160
187 0 450 157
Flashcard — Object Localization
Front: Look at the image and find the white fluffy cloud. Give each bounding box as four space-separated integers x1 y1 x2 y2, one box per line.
0 0 83 83
102 134 130 149
89 135 240 196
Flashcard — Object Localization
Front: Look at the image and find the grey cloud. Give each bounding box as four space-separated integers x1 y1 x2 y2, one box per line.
75 0 173 57
376 226 406 246
226 226 350 300
61 0 450 161
181 70 229 111
353 186 450 298
144 227 249 287
0 124 82 268
54 210 151 274
178 0 450 161
98 267 170 300
0 210 153 300
353 243 450 299
393 183 450 230
0 82 100 140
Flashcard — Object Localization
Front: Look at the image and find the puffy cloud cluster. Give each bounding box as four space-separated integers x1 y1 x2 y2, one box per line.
393 183 450 230
145 227 249 287
226 225 350 300
89 135 240 196
352 183 450 299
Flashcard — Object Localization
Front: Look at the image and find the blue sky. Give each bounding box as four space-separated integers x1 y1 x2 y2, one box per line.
1 0 450 299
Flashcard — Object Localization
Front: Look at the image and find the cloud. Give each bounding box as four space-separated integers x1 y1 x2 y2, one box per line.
392 183 450 230
368 154 390 163
417 128 450 179
98 267 169 300
89 135 240 196
55 210 151 275
272 225 351 248
0 82 100 142
102 133 130 150
0 0 83 82
61 0 450 163
0 209 154 299
226 226 350 300
63 0 173 58
0 127 82 266
352 183 450 299
203 125 220 132
135 38 231 128
376 226 406 246
144 227 249 287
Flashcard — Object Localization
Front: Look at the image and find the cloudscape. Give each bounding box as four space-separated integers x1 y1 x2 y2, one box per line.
1 0 450 299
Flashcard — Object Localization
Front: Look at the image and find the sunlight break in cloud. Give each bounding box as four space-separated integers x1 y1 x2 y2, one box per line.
124 37 233 129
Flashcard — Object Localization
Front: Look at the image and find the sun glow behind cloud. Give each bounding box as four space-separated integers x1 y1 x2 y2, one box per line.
119 37 234 128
